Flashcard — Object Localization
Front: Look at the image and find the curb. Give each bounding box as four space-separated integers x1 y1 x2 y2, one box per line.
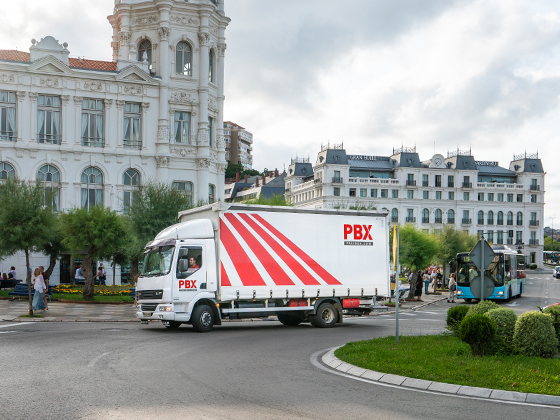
319 347 560 408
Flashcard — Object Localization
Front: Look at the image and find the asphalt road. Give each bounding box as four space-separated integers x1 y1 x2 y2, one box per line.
1 271 558 420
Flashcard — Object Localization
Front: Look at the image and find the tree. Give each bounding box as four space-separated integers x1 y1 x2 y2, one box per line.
435 226 478 278
59 206 134 299
0 178 57 315
126 182 195 279
225 163 244 179
399 225 440 271
38 214 65 278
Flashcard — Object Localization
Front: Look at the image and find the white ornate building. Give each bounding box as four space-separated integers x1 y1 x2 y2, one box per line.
286 145 546 267
0 0 230 283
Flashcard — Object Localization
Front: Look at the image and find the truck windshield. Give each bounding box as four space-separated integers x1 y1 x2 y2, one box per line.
142 246 175 277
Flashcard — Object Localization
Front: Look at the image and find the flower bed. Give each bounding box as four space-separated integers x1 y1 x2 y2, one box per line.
54 284 133 296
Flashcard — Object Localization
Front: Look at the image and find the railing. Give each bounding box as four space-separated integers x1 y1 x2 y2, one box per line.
293 180 315 192
507 221 513 226
422 181 429 187
332 177 343 183
487 221 494 226
434 218 443 224
462 182 473 188
529 220 539 226
391 217 398 223
0 131 16 142
435 182 442 188
347 177 400 185
82 137 104 147
462 218 472 224
517 221 523 226
405 180 416 186
124 139 142 149
37 135 61 145
447 219 455 224
314 179 322 184
422 217 429 223
406 217 416 223
530 185 540 191
529 239 539 245
476 182 524 190
507 239 513 245
448 182 454 188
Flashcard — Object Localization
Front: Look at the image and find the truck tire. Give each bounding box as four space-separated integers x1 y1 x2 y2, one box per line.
191 305 215 333
277 313 302 326
165 321 181 329
310 302 338 328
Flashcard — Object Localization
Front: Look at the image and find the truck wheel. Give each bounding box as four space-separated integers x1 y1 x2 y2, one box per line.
310 302 338 328
165 321 181 329
277 313 302 326
191 305 214 333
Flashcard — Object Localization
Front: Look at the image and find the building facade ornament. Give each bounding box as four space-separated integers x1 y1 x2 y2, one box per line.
208 97 218 111
157 125 170 142
73 95 83 105
16 91 26 101
131 16 158 25
28 92 38 101
61 95 70 104
171 147 196 157
216 163 227 174
141 102 150 111
169 91 196 103
196 158 211 169
198 32 210 47
124 85 142 95
83 81 103 92
217 43 227 57
216 135 225 149
40 77 59 88
1 73 15 83
158 27 171 41
104 99 113 107
156 156 170 168
197 128 209 146
170 15 200 26
119 31 131 45
116 100 126 109
209 24 218 36
210 151 218 161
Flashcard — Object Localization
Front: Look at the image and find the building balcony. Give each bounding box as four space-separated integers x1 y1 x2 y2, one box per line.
447 219 455 224
462 182 473 188
516 221 523 226
529 220 539 227
507 239 513 245
314 178 322 184
434 218 443 224
406 217 416 223
461 218 472 225
391 216 398 223
476 182 524 190
530 185 540 191
487 221 494 226
477 219 484 225
0 131 16 142
435 182 442 188
347 177 400 186
529 239 539 245
448 182 454 188
507 221 513 226
405 180 416 187
332 177 343 183
422 217 429 224
422 181 429 187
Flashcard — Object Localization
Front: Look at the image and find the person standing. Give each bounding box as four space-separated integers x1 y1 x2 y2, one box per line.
448 272 457 303
423 270 430 294
99 263 106 286
39 266 49 310
75 265 84 280
415 270 424 301
8 266 16 279
32 268 47 311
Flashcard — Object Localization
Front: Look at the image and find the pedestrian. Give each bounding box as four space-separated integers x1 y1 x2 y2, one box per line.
32 268 47 311
430 269 437 292
99 263 106 286
423 270 430 294
448 272 457 303
39 266 49 310
415 270 423 301
75 265 84 280
8 266 16 279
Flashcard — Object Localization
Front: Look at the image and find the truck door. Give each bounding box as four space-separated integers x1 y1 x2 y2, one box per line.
174 246 206 302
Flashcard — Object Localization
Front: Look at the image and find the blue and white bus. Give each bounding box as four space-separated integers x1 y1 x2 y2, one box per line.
456 246 526 302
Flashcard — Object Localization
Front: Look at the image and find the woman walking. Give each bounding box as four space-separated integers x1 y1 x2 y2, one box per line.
32 268 47 311
415 270 424 302
448 272 457 303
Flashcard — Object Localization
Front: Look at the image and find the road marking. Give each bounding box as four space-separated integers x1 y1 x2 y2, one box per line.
0 331 17 334
88 352 111 368
505 302 519 307
0 322 33 329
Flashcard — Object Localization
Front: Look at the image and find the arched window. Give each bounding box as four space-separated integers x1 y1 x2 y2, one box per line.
208 49 214 83
507 211 513 226
478 210 484 225
123 168 140 210
517 212 523 226
497 211 503 225
172 181 193 204
435 209 442 223
176 42 192 76
422 208 429 223
37 164 60 211
487 211 494 225
81 167 103 209
0 162 15 180
137 39 152 67
447 209 455 224
391 208 398 223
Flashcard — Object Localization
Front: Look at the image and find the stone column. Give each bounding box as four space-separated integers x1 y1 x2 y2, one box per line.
119 6 131 60
16 91 26 143
29 92 38 143
60 95 70 146
103 99 113 149
116 100 125 150
197 28 211 202
156 4 171 160
141 102 150 150
73 96 83 146
216 41 227 200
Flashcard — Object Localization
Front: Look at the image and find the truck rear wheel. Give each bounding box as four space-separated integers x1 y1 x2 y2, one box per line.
310 302 338 328
191 305 214 333
277 313 302 326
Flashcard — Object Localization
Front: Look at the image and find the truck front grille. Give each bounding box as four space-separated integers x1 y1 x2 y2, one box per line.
138 290 163 299
141 304 158 312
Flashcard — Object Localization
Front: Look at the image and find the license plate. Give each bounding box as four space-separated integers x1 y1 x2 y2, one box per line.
143 312 153 317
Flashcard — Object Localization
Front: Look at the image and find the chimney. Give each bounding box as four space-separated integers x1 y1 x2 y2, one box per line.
235 172 240 182
256 177 260 187
274 168 279 177
262 174 266 185
244 174 249 183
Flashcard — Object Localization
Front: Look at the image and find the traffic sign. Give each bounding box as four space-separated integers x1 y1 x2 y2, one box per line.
470 276 495 300
469 239 495 271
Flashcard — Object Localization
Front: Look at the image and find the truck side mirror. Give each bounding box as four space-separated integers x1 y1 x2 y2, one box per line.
178 259 188 273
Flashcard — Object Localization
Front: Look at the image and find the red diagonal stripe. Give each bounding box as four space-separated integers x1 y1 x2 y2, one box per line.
220 262 231 287
219 219 266 286
239 213 320 285
252 214 342 285
225 213 294 286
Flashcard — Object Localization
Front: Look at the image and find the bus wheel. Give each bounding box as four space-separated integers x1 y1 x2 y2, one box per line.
310 302 338 328
505 288 512 302
191 305 214 333
464 299 472 303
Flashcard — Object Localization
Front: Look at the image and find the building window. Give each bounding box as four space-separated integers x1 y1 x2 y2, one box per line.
531 194 537 203
176 41 192 75
407 190 413 199
37 164 60 211
507 211 513 226
530 212 537 225
435 191 442 200
497 231 503 244
208 117 213 147
435 209 442 223
448 191 454 200
487 211 494 225
81 167 103 209
37 94 61 144
0 90 16 141
462 210 470 224
447 175 454 188
497 193 504 202
172 182 193 203
422 174 428 187
516 212 523 226
381 189 388 198
137 39 152 67
406 174 415 186
435 175 441 187
360 188 367 198
349 188 356 197
478 192 484 201
406 209 414 223
477 230 484 238
507 193 513 202
124 102 141 149
516 194 523 203
174 111 191 144
463 192 469 201
477 210 484 225
209 49 214 83
392 189 398 199
391 208 398 223
370 189 377 198
497 211 503 225
507 230 514 245
123 168 140 210
516 231 523 244
81 99 104 147
422 208 429 224
333 187 340 197
447 209 455 224
208 184 215 203
423 190 429 199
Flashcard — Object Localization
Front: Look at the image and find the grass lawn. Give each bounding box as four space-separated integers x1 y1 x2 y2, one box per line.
335 334 560 396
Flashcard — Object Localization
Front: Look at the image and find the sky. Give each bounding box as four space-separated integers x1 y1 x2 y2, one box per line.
1 0 559 227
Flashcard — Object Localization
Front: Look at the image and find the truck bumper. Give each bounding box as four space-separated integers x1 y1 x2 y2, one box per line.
136 303 191 322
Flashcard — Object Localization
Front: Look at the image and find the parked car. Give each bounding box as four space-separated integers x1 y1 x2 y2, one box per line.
553 266 560 279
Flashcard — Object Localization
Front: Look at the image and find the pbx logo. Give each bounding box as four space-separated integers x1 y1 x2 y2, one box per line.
179 279 197 290
344 224 374 246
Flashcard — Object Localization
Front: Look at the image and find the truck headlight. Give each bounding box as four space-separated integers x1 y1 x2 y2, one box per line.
159 306 172 312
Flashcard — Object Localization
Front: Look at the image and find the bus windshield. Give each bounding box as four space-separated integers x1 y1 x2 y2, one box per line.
142 245 175 277
457 254 504 287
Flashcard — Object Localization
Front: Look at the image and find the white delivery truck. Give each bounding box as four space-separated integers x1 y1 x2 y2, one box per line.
136 203 390 332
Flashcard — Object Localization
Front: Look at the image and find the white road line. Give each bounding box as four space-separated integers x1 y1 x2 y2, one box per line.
0 331 17 334
88 352 111 368
0 322 33 329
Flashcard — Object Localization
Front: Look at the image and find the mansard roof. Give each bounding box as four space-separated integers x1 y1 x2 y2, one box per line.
0 49 117 72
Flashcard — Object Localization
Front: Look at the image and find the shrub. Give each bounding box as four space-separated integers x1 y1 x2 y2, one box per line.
530 264 538 270
459 314 496 356
513 311 559 357
486 308 517 355
542 306 560 343
467 300 500 316
446 305 469 336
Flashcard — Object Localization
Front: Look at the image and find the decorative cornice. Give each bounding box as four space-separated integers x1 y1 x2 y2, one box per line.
141 102 150 111
131 16 158 25
158 27 171 42
83 81 103 92
171 147 196 157
156 156 170 168
0 73 15 84
196 158 211 169
170 15 200 26
73 96 83 105
198 32 210 47
216 163 227 174
104 99 113 107
209 24 218 36
16 91 26 101
28 92 38 101
61 95 70 105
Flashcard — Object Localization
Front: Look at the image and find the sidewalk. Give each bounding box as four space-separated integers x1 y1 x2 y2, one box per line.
0 290 448 322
